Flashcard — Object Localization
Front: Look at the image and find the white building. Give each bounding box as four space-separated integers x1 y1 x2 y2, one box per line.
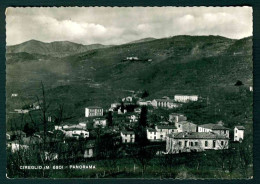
249 86 253 92
234 126 245 142
174 95 198 103
134 107 141 114
147 125 177 142
11 93 18 97
198 123 229 138
166 132 229 154
151 98 179 109
64 128 89 139
93 118 107 128
121 131 135 143
84 140 95 158
127 114 139 123
85 106 103 117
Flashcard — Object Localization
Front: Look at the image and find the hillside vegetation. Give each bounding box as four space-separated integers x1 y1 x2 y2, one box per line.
6 35 253 129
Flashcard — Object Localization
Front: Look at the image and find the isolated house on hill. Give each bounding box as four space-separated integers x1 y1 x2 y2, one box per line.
198 123 229 138
85 106 103 117
166 132 229 154
84 140 96 158
234 126 245 142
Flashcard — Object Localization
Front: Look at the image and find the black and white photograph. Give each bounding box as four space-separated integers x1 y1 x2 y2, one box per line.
5 7 253 179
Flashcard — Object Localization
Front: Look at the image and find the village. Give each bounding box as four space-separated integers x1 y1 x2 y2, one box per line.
6 92 246 162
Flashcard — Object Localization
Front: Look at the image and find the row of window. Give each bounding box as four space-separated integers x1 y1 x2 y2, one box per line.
177 140 225 147
89 109 103 112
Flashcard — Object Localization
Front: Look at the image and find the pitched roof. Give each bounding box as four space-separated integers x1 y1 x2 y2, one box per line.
153 99 175 103
86 106 102 109
147 128 156 132
168 132 228 139
235 126 245 130
199 123 229 130
156 125 176 129
177 121 196 125
121 130 135 135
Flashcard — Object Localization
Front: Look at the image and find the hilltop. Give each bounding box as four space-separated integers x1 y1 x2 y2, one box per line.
6 39 111 57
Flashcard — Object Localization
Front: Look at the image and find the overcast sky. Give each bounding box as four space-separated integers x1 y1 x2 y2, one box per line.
6 7 252 46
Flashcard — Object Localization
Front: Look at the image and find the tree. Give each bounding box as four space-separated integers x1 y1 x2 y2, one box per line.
141 90 149 99
106 111 113 126
235 80 243 86
23 123 35 137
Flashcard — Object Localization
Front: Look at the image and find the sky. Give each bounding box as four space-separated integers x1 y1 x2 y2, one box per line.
6 7 252 46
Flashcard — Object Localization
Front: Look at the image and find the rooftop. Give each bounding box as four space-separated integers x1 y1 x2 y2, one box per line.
154 99 175 102
86 106 102 109
156 125 176 129
147 128 157 132
168 132 229 139
121 130 135 135
235 126 245 130
177 121 196 125
199 123 229 130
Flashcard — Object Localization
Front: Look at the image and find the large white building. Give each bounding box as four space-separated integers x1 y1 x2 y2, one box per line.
198 123 229 138
166 132 229 154
151 97 179 109
85 106 103 117
174 95 198 103
234 126 245 142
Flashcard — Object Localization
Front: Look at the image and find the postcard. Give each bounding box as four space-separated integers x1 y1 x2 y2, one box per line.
5 7 253 179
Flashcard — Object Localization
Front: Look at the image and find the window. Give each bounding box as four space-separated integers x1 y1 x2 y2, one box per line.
191 142 193 146
195 142 198 146
221 141 224 146
154 136 156 140
185 141 187 147
179 141 182 146
213 140 216 148
160 135 163 138
179 125 181 128
224 130 226 134
205 141 208 147
236 130 237 133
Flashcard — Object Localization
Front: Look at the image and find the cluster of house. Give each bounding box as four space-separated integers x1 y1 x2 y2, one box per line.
123 56 152 62
7 92 246 159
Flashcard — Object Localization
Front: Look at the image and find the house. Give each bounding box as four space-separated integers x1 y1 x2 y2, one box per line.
121 131 135 143
175 121 197 132
234 126 245 142
32 100 43 110
166 132 229 154
85 106 103 117
169 113 187 123
44 152 58 161
6 130 26 141
151 98 179 109
64 128 89 139
111 102 120 108
84 140 96 158
93 118 107 128
55 123 87 131
7 136 42 153
137 100 148 106
174 95 198 103
147 125 177 142
122 96 133 102
126 57 139 61
198 123 229 138
249 86 253 92
11 93 18 97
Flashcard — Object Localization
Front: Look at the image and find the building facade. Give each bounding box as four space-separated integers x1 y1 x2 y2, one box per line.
93 118 107 128
147 125 177 142
174 95 198 103
169 113 187 123
85 106 103 117
121 131 135 143
234 126 245 142
166 132 229 154
198 123 229 138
